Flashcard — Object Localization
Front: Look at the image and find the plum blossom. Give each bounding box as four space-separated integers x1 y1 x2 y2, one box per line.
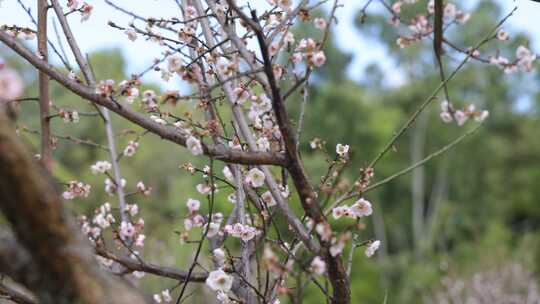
256 137 270 152
125 204 139 217
440 100 489 126
161 290 172 302
365 240 381 257
216 291 230 304
124 28 137 41
283 32 295 44
118 80 139 103
454 110 468 126
135 234 146 247
336 143 349 157
261 191 277 207
91 160 111 174
119 221 136 239
62 181 91 200
232 86 250 104
443 3 457 21
186 198 201 212
80 3 93 22
185 5 197 19
95 79 114 96
350 198 373 218
330 239 345 257
204 222 220 238
105 178 126 195
142 90 157 108
0 67 24 100
186 136 203 155
310 256 326 275
291 52 303 64
269 42 281 57
313 18 327 30
516 45 536 72
184 218 193 231
123 141 139 157
497 29 509 41
332 206 351 220
311 51 327 67
440 111 453 123
392 2 402 14
223 166 234 182
58 109 79 123
196 183 213 195
167 55 183 73
224 223 260 241
67 0 79 10
136 181 152 195
245 168 265 188
213 248 226 266
206 269 233 292
475 110 489 122
315 222 332 241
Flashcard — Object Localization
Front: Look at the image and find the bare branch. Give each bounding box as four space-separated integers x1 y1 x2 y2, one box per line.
37 0 52 171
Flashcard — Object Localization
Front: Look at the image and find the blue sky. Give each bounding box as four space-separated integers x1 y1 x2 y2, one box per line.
1 0 540 88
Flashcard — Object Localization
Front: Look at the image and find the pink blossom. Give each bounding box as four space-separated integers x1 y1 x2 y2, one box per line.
311 51 327 67
0 68 24 100
313 18 327 30
310 256 326 275
350 198 373 218
186 198 201 212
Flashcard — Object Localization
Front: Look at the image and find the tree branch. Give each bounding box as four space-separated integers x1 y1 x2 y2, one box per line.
37 0 52 171
0 30 286 166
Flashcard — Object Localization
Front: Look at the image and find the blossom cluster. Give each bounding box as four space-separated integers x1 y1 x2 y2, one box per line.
224 223 261 242
62 180 91 200
440 100 489 126
332 198 373 220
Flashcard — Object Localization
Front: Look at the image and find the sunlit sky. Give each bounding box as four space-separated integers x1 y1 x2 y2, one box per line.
1 0 540 88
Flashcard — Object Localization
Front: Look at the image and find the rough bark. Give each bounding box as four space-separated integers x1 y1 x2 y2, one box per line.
0 113 147 304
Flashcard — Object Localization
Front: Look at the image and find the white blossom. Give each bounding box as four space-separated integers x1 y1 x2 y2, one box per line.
186 198 201 212
245 168 265 188
336 143 349 157
475 110 489 122
497 29 509 41
196 183 212 195
186 136 203 155
125 28 137 41
350 198 373 218
223 166 234 182
205 222 220 238
213 248 226 266
313 18 327 30
0 68 24 100
310 256 326 275
261 191 276 207
454 110 468 126
365 240 381 257
256 137 270 152
206 269 233 292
